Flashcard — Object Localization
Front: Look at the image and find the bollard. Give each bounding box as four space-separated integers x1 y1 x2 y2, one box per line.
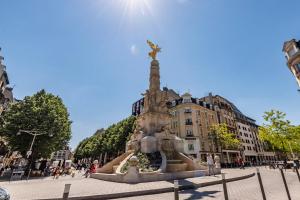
295 168 300 182
256 168 266 200
222 173 229 200
63 184 71 200
280 168 291 200
174 180 179 200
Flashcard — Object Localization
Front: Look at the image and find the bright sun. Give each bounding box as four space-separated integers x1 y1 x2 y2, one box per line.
120 0 152 16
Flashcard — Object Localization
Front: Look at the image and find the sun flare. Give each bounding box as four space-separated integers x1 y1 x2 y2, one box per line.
120 0 152 16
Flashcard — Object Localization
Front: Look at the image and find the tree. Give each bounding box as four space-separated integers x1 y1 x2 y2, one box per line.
0 90 72 158
210 123 241 150
259 110 300 157
74 116 136 160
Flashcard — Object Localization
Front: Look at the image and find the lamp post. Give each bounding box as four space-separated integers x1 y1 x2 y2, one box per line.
17 130 53 180
288 141 295 160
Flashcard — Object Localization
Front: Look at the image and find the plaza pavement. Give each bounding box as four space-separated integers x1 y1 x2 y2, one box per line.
0 167 297 200
121 167 300 200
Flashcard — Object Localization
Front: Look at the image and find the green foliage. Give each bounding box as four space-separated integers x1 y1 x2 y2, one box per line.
0 90 72 158
120 152 154 173
136 152 150 171
74 116 136 159
210 123 241 149
259 110 300 153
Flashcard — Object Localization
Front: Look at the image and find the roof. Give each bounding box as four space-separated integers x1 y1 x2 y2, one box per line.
215 95 256 123
215 95 243 114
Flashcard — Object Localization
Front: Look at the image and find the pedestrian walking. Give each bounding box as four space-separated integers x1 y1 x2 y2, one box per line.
239 157 245 169
207 153 215 176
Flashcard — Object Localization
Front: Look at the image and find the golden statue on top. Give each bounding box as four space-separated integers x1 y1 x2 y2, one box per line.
147 40 161 60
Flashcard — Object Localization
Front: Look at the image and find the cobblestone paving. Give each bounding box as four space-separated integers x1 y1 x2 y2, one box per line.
122 167 300 200
0 167 298 200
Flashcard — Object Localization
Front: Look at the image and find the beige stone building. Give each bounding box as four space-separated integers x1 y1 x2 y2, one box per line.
133 91 275 165
283 39 300 88
201 93 275 165
201 94 240 164
169 93 218 160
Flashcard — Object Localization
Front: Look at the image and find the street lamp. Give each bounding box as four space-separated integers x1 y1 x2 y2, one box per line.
17 129 53 180
288 141 295 160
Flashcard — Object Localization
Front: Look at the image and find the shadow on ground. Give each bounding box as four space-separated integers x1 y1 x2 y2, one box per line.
180 189 220 200
166 178 221 200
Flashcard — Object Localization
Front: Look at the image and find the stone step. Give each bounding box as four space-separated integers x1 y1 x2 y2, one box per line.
166 163 188 172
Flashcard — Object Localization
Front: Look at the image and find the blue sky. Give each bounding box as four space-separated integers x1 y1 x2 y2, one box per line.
1 0 299 149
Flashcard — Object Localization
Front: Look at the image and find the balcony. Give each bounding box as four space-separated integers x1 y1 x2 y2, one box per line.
186 134 195 138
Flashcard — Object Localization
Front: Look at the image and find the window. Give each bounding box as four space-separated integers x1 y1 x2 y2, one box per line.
295 63 300 73
183 97 192 103
186 130 193 136
185 118 193 125
287 47 297 57
184 108 192 113
188 144 194 151
201 142 205 151
172 101 176 106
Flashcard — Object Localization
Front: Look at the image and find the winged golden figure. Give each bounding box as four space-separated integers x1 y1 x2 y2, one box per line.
147 40 161 60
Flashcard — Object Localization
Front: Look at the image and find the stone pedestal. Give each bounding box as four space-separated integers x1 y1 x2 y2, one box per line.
123 156 140 183
141 136 157 153
214 155 221 169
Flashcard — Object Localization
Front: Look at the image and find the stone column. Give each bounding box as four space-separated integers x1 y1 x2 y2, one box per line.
149 60 160 92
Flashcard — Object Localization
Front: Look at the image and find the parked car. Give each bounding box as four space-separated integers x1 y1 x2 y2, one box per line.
0 188 10 200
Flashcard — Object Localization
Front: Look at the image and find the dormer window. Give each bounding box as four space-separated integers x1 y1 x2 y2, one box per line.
183 98 192 103
287 45 298 58
184 108 192 113
172 100 176 106
288 48 296 57
182 93 192 103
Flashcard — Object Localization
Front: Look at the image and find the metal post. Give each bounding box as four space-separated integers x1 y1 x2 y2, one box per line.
28 134 37 158
280 168 291 200
63 184 71 199
222 173 229 200
174 180 179 200
26 134 37 180
256 168 266 200
295 168 300 182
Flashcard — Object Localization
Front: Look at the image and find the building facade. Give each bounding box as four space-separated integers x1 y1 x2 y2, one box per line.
283 39 300 88
202 93 275 164
168 93 218 160
201 94 241 164
132 91 275 164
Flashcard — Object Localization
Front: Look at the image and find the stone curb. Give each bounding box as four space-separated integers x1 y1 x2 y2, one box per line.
39 172 255 200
